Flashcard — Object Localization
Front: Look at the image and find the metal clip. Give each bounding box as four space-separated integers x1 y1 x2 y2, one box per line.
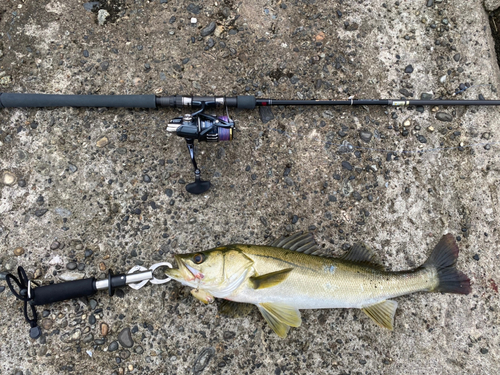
127 262 172 290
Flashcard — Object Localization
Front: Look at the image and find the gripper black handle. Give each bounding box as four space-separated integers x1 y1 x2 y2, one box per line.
0 93 157 109
31 278 96 306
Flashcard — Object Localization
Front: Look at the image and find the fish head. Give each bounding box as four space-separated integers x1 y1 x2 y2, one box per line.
165 246 254 298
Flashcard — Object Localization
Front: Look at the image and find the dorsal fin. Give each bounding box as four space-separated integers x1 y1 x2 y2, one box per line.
267 232 323 255
340 243 384 270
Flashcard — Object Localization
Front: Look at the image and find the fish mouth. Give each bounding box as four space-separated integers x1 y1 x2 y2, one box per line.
166 255 204 282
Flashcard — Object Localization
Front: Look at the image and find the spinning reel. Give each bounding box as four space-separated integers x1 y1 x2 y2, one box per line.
166 100 235 194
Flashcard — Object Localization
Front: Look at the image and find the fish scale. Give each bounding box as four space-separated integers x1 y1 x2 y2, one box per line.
231 246 439 309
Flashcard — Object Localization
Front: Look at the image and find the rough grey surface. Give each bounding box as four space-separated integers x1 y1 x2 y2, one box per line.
0 0 499 374
484 0 500 12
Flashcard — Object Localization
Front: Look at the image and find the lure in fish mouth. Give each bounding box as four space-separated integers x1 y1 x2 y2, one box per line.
165 232 471 338
172 254 205 281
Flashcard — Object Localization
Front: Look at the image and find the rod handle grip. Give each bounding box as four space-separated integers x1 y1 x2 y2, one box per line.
0 93 157 108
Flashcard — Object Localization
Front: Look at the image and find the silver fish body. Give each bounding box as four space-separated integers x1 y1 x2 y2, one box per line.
166 233 470 337
224 245 439 310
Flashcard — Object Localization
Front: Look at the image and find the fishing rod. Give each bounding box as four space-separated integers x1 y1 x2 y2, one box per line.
1 92 499 194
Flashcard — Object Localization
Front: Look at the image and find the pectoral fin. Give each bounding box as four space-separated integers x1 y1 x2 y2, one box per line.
361 300 398 330
250 268 293 290
257 302 302 338
218 300 255 318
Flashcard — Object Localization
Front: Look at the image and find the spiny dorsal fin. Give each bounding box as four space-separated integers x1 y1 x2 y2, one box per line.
257 302 302 338
250 268 293 290
267 232 323 255
340 243 384 270
361 300 398 330
218 300 255 318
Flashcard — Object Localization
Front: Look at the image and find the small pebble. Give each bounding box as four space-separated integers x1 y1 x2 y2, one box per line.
14 247 25 256
96 136 109 148
41 318 54 330
83 333 94 344
118 327 134 348
359 130 373 143
341 161 353 171
50 241 60 250
101 323 109 336
193 347 215 374
59 272 84 281
404 65 413 73
2 171 17 186
201 22 216 37
108 341 119 352
134 346 144 354
97 9 110 26
66 262 77 270
417 135 427 143
68 164 78 173
436 112 453 122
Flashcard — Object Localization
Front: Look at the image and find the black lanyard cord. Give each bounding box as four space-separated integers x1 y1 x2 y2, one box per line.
6 267 41 339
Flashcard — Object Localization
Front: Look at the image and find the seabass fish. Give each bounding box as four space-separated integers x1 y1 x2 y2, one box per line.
165 233 471 338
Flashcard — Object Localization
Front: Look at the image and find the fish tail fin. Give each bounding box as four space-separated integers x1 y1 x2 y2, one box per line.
423 234 471 295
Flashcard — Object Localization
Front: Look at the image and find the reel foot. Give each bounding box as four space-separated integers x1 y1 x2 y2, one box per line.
186 179 211 194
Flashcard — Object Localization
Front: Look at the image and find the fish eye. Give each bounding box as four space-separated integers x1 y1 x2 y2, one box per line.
193 253 206 264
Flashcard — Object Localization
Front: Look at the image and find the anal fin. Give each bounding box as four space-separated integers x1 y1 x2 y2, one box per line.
257 302 302 338
250 268 293 290
361 300 398 330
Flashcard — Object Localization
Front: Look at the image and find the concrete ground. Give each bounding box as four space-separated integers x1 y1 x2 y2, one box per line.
1 0 499 374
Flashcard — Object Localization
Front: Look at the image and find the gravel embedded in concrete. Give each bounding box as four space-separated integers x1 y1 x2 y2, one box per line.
0 1 498 374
